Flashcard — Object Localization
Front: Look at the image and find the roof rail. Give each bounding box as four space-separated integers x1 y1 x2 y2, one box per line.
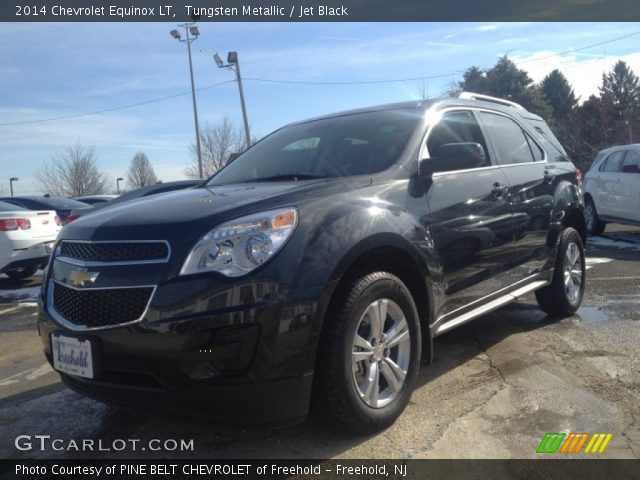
458 91 525 110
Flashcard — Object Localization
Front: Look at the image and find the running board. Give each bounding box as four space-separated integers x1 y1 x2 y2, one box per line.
433 280 549 336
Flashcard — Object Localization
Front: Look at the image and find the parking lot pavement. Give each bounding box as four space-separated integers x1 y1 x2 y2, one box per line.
1 227 638 460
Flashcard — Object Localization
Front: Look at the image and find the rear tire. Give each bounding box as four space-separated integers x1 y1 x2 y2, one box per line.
585 197 606 235
535 227 585 318
5 266 38 280
313 272 421 435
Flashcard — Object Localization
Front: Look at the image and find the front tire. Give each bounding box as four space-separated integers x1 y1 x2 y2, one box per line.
585 197 606 235
313 272 421 435
535 227 586 317
5 266 38 280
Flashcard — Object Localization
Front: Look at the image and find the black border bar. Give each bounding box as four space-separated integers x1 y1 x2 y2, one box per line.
2 459 640 480
4 0 640 22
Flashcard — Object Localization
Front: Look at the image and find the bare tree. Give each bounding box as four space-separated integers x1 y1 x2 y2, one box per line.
126 152 158 189
35 145 107 197
185 117 245 179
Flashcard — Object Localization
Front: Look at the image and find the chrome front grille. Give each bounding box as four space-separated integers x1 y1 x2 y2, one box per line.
58 241 170 264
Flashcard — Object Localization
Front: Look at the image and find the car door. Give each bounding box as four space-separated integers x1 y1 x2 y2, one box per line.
595 150 626 217
619 149 640 222
421 109 517 319
477 110 554 278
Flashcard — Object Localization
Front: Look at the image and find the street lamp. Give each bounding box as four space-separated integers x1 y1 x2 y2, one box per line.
116 177 124 194
171 23 204 179
214 51 252 149
9 177 18 197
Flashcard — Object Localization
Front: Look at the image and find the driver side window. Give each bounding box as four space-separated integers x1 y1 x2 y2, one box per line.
427 111 491 169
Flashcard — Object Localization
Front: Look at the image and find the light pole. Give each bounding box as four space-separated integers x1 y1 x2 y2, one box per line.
214 51 251 149
171 24 204 179
9 177 18 197
116 177 124 194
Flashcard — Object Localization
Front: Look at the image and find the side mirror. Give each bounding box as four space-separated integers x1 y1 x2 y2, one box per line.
419 142 486 177
622 164 640 174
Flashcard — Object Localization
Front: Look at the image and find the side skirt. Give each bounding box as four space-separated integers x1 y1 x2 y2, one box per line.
432 274 551 337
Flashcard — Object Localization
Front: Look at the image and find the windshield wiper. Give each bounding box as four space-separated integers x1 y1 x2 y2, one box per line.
244 174 327 183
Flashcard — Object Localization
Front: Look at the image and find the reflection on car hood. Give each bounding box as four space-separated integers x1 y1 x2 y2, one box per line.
59 181 326 243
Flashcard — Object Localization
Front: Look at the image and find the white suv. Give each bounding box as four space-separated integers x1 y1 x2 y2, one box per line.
583 144 640 235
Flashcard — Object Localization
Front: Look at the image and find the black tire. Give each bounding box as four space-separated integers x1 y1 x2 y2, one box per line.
535 227 586 318
5 266 38 280
585 197 606 235
313 272 421 435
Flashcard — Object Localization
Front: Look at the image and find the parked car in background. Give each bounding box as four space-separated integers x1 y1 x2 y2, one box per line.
39 93 586 434
0 201 61 279
72 195 118 206
0 196 92 225
67 180 203 221
583 144 640 234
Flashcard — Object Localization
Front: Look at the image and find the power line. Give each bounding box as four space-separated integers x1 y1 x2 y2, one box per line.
0 80 235 127
2 30 639 127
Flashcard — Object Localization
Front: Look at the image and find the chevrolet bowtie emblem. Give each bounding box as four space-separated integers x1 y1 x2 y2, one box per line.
68 268 99 287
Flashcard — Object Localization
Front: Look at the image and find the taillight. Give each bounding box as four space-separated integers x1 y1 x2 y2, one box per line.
63 214 78 225
575 167 583 184
54 216 61 226
0 218 31 231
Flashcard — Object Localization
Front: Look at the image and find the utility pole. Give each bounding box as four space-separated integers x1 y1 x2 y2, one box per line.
214 51 252 149
625 120 633 144
171 24 204 179
116 177 124 194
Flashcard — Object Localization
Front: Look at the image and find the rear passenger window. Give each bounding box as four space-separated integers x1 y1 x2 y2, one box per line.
525 134 545 161
622 150 640 173
427 111 491 169
478 112 535 165
600 151 625 173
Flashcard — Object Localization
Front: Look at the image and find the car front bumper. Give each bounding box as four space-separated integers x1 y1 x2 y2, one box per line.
38 277 326 426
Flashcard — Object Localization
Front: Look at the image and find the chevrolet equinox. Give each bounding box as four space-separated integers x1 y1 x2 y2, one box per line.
39 92 587 434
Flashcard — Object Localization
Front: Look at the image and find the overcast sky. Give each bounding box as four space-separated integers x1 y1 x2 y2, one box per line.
1 22 639 195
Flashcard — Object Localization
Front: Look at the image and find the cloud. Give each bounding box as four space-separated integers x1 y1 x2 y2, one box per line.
478 25 498 32
513 50 640 101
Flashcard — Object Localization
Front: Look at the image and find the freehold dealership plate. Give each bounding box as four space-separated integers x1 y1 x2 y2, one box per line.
51 333 94 379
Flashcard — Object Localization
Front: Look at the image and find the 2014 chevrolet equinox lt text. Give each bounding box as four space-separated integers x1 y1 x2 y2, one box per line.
38 92 587 434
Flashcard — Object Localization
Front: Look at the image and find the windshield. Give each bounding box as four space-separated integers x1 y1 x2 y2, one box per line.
207 109 422 186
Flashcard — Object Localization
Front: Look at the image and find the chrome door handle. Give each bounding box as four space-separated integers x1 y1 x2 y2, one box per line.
491 183 508 198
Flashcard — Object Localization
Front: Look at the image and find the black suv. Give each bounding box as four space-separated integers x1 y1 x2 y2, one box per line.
38 93 586 434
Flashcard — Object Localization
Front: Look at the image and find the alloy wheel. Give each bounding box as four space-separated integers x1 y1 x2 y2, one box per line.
351 298 411 409
563 241 583 304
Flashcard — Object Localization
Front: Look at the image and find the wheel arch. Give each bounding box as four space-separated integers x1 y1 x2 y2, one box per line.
318 235 434 365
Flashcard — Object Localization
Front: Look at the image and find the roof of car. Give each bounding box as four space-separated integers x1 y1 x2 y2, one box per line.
598 144 640 154
73 195 118 200
285 95 540 127
0 196 92 208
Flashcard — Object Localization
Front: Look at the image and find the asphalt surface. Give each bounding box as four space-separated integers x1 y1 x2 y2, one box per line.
1 226 638 460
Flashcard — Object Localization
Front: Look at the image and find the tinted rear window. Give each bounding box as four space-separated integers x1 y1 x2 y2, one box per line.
39 198 92 209
0 201 25 212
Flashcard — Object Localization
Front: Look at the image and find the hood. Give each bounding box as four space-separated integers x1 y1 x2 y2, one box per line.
59 180 357 245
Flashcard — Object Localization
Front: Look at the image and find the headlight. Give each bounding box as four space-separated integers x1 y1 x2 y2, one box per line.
180 208 298 277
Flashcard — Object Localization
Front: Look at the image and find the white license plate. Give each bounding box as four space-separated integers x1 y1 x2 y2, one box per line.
51 334 94 379
44 242 54 253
